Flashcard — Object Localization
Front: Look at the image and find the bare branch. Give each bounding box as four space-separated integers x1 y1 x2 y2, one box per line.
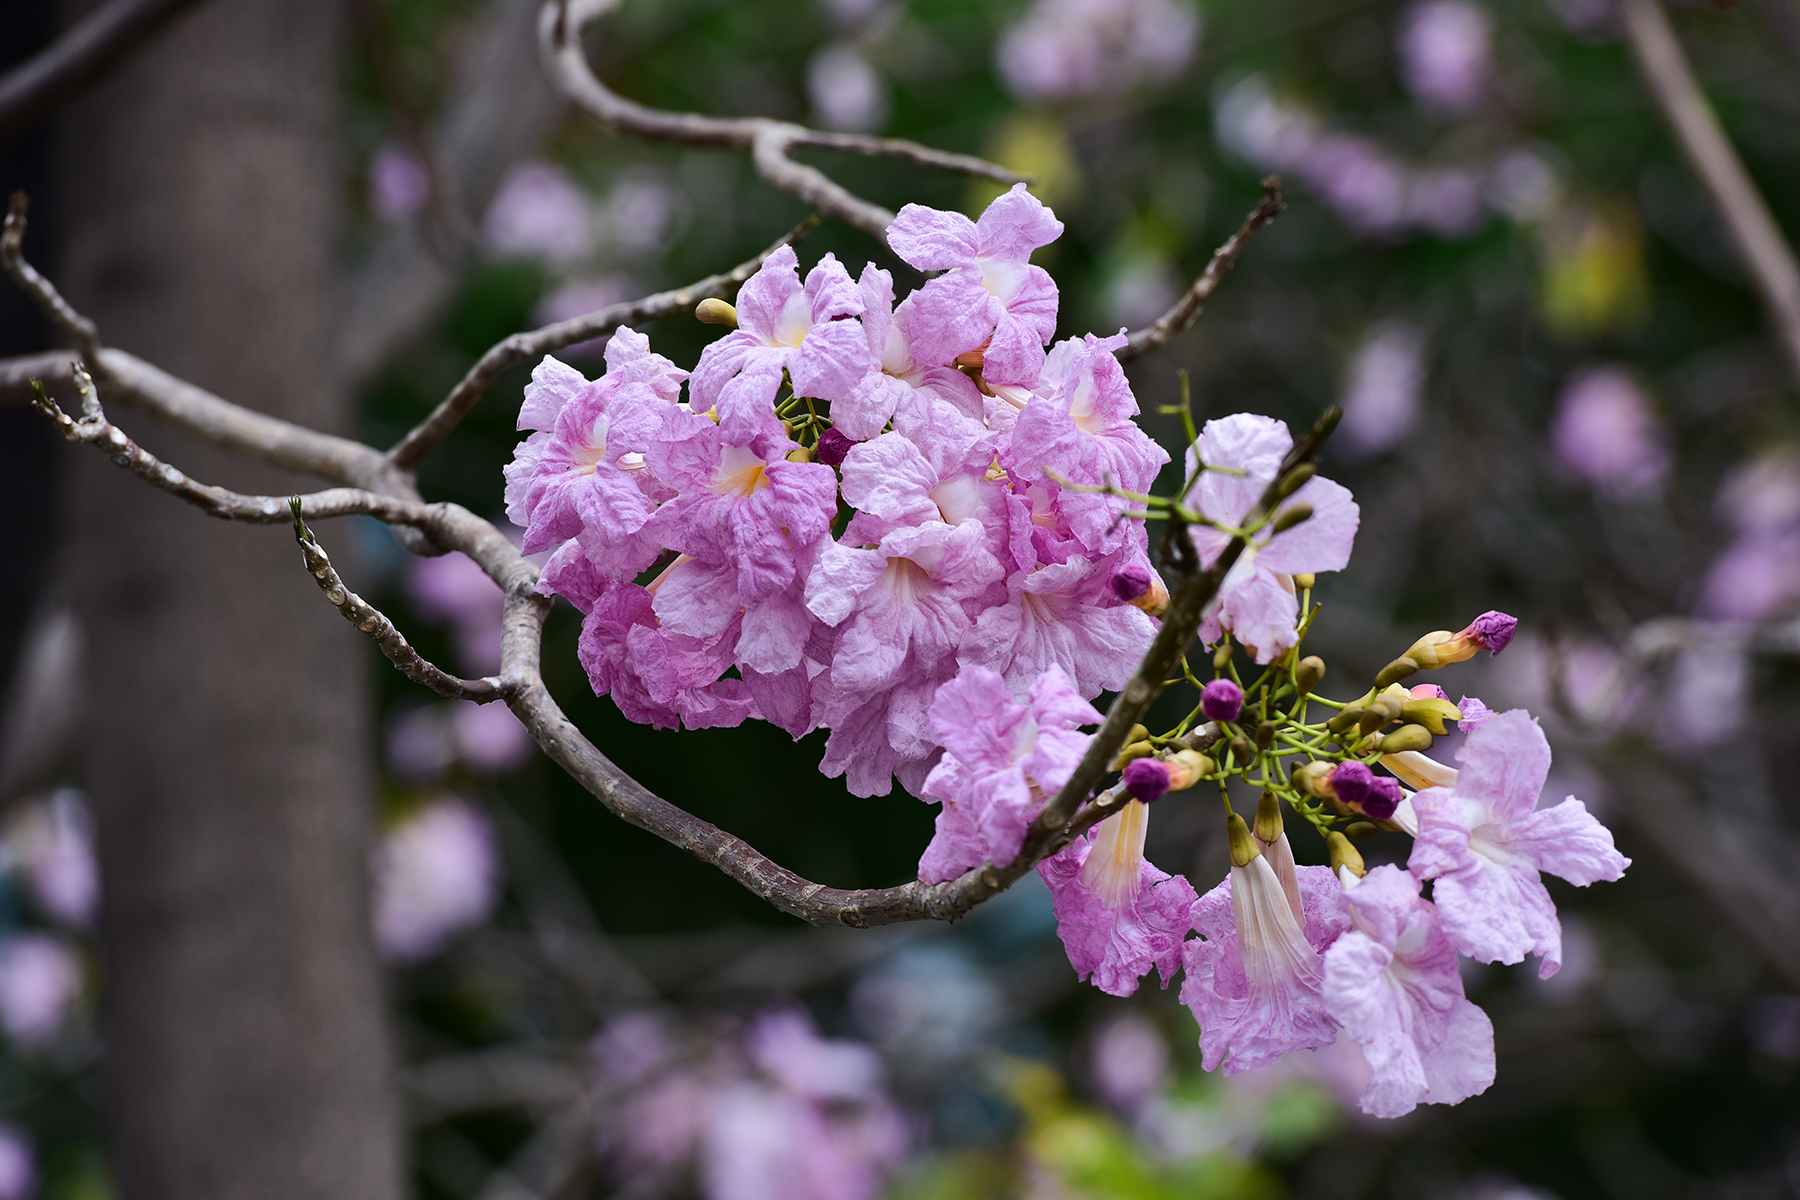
0 0 211 142
0 351 73 407
538 0 1023 245
3 194 101 359
290 502 510 704
388 218 819 470
1620 0 1800 390
1118 177 1287 362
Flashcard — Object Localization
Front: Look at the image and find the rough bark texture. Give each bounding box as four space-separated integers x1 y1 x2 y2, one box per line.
54 3 404 1199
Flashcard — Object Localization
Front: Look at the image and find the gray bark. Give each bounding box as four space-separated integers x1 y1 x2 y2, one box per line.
54 3 404 1199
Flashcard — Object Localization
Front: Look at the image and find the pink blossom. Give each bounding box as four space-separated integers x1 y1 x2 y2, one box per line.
813 673 943 798
0 934 81 1045
1201 678 1243 722
5 789 97 928
407 549 504 676
482 160 593 266
450 701 537 774
887 185 1063 388
1040 799 1198 996
504 340 687 581
1301 133 1410 236
1323 865 1495 1117
1187 414 1361 663
807 43 887 132
958 554 1156 698
829 266 987 442
917 664 1100 881
1338 322 1426 456
1407 709 1629 977
372 797 499 963
0 1125 33 1200
1181 860 1349 1074
1698 533 1800 620
1550 365 1671 501
1090 1012 1171 1114
690 246 872 445
997 0 1200 102
1008 332 1171 553
368 142 429 222
1397 1 1493 113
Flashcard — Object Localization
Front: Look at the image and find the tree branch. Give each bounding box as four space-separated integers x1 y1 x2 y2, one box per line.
538 0 1023 245
388 217 819 470
1118 177 1287 362
1620 0 1800 390
0 0 212 143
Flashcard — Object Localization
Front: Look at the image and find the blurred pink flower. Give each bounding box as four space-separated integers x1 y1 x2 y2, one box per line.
808 44 887 132
0 934 81 1045
450 702 536 775
368 142 430 222
5 789 98 928
407 551 505 675
0 1124 34 1200
1550 365 1671 501
482 161 594 267
997 0 1199 101
1397 0 1494 113
1089 1012 1170 1113
1700 451 1800 620
372 797 499 963
1338 322 1426 456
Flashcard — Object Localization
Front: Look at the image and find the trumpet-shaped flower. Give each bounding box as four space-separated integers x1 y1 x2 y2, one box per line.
1187 414 1361 663
829 266 989 442
1039 799 1198 996
1322 865 1495 1118
887 184 1063 387
1407 709 1629 977
917 664 1100 880
689 246 872 444
1181 854 1349 1074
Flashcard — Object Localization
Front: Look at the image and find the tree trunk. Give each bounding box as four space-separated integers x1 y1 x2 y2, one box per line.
55 3 404 1199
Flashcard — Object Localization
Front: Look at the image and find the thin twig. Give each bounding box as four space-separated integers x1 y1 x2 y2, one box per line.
538 0 1023 244
4 194 100 360
290 501 509 703
0 0 212 142
1620 0 1800 390
1118 177 1287 362
389 218 819 470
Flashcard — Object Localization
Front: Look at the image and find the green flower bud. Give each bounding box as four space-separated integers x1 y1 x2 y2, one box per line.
1271 502 1313 534
1254 789 1283 844
695 297 739 327
1227 811 1260 868
1327 831 1366 877
1373 657 1419 690
1294 655 1326 694
1378 724 1434 753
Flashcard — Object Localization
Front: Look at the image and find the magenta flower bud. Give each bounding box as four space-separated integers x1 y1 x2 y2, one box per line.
816 427 854 469
1330 761 1374 808
1363 777 1403 821
1122 757 1172 804
1110 564 1153 602
1200 679 1244 723
1463 610 1517 655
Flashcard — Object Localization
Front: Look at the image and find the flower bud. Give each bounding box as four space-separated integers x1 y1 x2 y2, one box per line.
1333 763 1404 821
816 427 853 468
1271 502 1313 534
1294 573 1316 590
1254 789 1283 844
1255 720 1276 749
785 445 814 463
1345 821 1378 837
1403 611 1518 669
1110 563 1153 602
1212 641 1233 671
1165 750 1211 789
1228 735 1255 767
1399 696 1460 736
1357 707 1388 736
1326 831 1366 878
1376 724 1433 753
1367 694 1404 724
1275 461 1315 498
1290 760 1335 798
1408 683 1449 701
1326 707 1363 735
1373 657 1418 690
1200 679 1243 723
1111 740 1156 771
1227 811 1260 868
694 297 739 327
1294 655 1326 694
1128 572 1169 617
1122 757 1172 804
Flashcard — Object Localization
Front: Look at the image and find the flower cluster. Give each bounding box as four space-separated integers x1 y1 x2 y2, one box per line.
506 185 1170 796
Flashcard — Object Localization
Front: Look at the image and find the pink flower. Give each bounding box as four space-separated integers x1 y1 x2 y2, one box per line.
1407 709 1629 977
1181 857 1349 1075
368 141 429 222
1397 0 1493 114
1550 365 1671 502
1322 865 1496 1117
829 266 987 443
5 789 97 929
917 664 1101 882
0 1124 34 1200
372 797 499 963
1187 414 1361 663
997 0 1200 102
504 340 686 581
449 701 537 774
1337 322 1426 456
886 185 1063 387
1040 799 1198 996
812 673 943 798
958 555 1156 698
482 160 593 266
407 549 504 676
690 245 872 445
0 935 81 1045
1007 332 1171 553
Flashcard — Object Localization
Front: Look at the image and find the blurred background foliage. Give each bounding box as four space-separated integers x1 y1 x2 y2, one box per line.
9 0 1800 1196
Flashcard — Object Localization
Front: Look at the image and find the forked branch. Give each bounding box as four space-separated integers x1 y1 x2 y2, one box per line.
538 0 1024 244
